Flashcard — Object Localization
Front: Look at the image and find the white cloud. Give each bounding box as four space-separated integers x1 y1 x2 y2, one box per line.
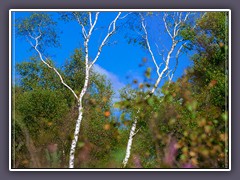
93 64 125 102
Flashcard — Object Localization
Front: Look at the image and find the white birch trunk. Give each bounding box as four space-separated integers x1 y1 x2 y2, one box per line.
69 105 83 168
69 68 89 168
121 12 193 168
68 12 123 168
122 117 138 168
24 12 128 168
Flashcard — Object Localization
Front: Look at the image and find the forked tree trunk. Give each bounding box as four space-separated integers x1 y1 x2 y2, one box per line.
22 11 125 168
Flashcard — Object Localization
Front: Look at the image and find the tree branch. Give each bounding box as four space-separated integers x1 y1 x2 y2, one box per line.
73 12 87 39
89 12 93 27
163 13 173 39
140 14 160 76
29 32 79 101
89 12 121 69
87 12 99 39
119 12 132 19
170 42 187 82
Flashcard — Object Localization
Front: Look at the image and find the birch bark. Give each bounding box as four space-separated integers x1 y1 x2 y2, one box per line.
122 113 138 168
122 12 193 168
69 68 89 168
23 12 125 168
68 12 122 168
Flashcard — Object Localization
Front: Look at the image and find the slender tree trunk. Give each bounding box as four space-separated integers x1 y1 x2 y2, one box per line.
122 117 138 168
69 105 83 168
21 12 123 168
69 69 89 168
122 12 190 168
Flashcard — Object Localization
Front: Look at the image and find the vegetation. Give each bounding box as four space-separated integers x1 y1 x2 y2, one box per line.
12 12 229 169
13 49 120 168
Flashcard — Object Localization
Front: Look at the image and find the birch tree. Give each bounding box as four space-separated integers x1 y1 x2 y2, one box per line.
122 12 198 168
17 11 124 168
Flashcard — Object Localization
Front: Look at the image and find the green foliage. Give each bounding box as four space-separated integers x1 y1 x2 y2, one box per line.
45 148 61 168
13 12 228 169
114 12 228 168
162 12 228 168
16 13 59 48
17 89 68 122
13 47 119 168
59 12 88 26
64 48 86 92
145 67 152 79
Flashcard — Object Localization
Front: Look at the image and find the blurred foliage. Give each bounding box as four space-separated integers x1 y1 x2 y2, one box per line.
115 12 228 169
12 12 228 169
13 48 121 168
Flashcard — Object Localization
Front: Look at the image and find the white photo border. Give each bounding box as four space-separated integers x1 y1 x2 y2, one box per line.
9 9 231 171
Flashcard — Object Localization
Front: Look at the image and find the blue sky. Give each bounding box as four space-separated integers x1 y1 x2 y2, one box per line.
12 11 194 100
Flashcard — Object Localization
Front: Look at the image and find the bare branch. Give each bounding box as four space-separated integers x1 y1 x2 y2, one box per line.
73 12 87 39
108 20 115 33
89 12 121 69
163 13 173 38
81 12 100 73
149 15 178 94
155 43 164 59
140 13 178 95
119 12 132 19
87 12 99 39
89 12 93 27
168 74 174 83
123 11 206 168
133 127 141 137
27 31 35 40
25 36 34 48
140 14 160 76
29 32 79 101
164 69 172 79
170 42 187 80
183 12 190 22
178 12 183 25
